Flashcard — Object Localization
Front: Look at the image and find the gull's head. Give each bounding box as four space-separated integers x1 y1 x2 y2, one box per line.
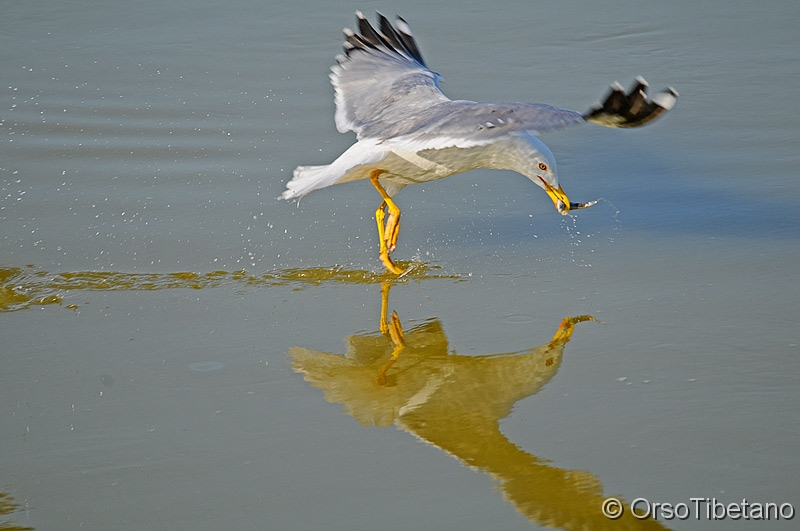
530 152 570 215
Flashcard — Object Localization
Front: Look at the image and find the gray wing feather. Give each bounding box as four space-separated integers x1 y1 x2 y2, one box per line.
331 13 450 138
366 101 586 145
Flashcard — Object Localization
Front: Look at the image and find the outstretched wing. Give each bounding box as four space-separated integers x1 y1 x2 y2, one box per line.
433 77 679 144
329 13 678 146
433 78 679 142
330 12 450 139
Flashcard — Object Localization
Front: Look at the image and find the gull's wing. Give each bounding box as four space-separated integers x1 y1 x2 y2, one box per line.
414 77 679 142
330 12 583 144
330 12 450 139
394 78 678 147
330 12 678 146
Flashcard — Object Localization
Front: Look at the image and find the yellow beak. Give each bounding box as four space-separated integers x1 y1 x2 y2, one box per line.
538 176 570 215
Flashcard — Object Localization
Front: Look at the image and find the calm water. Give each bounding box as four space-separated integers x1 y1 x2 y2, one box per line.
2 1 799 529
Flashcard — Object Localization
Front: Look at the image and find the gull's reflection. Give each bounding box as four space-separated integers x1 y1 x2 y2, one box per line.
289 283 669 530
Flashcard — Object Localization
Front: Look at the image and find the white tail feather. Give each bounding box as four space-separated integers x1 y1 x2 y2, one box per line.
281 139 389 200
281 165 337 200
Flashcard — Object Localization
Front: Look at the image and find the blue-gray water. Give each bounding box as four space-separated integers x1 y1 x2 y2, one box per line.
2 1 798 529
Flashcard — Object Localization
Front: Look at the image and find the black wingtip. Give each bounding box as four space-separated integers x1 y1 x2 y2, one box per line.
341 12 426 66
585 78 678 128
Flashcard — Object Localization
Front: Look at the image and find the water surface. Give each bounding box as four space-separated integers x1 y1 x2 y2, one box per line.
2 1 799 529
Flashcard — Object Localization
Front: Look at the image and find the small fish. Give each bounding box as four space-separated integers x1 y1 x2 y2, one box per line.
558 200 598 213
569 200 598 211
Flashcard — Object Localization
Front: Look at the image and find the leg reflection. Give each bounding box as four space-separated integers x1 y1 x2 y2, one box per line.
376 282 406 386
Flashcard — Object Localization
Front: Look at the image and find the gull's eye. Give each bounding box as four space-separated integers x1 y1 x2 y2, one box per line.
538 162 548 172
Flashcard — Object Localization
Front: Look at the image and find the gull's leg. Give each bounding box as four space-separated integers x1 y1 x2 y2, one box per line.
384 204 401 253
374 201 404 274
370 170 404 274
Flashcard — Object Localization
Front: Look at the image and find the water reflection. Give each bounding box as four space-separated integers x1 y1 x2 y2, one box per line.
0 493 32 531
289 283 669 530
0 263 455 313
3 265 668 528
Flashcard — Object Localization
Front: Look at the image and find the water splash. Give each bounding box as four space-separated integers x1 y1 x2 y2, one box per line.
558 198 622 267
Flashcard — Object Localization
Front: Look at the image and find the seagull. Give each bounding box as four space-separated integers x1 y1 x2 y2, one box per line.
282 11 678 274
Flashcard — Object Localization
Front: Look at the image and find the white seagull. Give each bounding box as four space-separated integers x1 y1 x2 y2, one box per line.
282 12 678 274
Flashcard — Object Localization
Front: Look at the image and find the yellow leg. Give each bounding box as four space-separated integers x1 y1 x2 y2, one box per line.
370 170 404 275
